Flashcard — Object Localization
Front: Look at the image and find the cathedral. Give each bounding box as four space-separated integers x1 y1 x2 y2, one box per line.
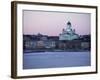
59 21 79 40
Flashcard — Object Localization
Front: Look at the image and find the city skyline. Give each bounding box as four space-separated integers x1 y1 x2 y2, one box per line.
23 10 91 36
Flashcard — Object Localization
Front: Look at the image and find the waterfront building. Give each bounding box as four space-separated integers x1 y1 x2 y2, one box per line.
36 41 45 49
44 40 56 49
81 42 90 50
24 40 37 50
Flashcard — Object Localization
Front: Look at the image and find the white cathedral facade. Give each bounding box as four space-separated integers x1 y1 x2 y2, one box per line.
59 21 79 40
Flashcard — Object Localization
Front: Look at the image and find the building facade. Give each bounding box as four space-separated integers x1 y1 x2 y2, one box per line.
23 21 90 52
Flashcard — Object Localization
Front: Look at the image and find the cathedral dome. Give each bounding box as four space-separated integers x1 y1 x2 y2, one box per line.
67 21 71 25
59 21 79 40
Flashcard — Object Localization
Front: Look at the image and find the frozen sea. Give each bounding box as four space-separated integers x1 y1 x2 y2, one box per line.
23 52 90 69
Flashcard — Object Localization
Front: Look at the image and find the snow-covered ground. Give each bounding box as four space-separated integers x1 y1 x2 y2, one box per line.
23 52 90 69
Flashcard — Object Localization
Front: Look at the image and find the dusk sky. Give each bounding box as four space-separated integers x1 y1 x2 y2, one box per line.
23 10 91 36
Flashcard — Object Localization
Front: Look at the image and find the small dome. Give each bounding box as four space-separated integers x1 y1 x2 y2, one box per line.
67 21 71 25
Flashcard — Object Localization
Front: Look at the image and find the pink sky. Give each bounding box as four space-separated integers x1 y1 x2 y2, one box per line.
23 10 91 36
